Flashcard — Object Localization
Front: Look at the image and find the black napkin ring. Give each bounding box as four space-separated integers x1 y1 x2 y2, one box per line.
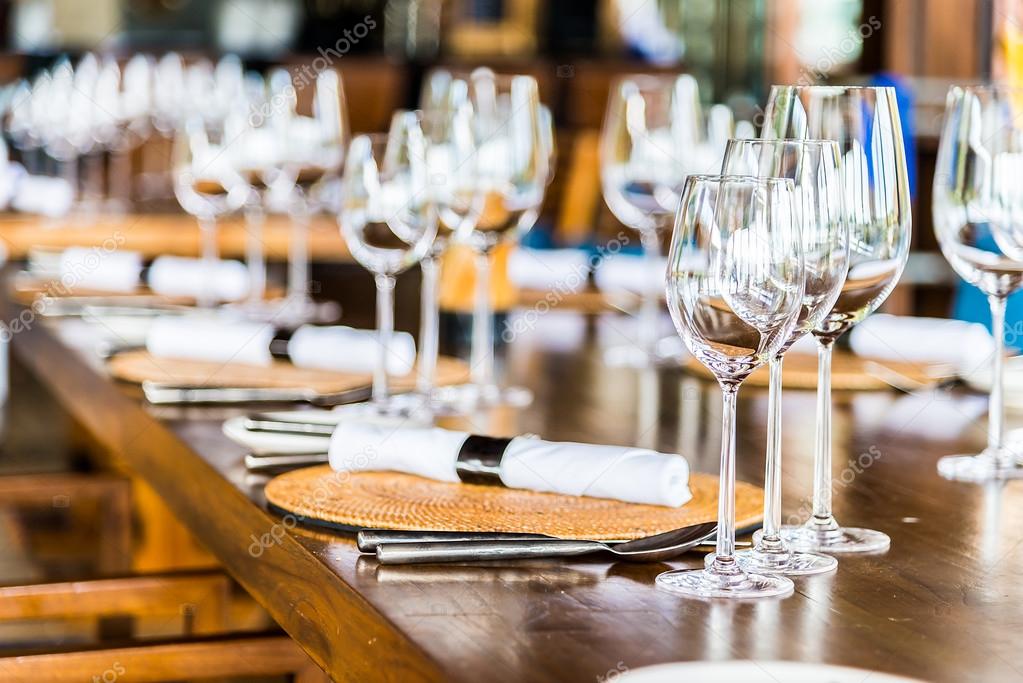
455 435 512 485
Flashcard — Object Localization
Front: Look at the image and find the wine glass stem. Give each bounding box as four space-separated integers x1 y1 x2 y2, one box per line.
373 273 396 407
288 195 310 304
470 249 494 389
244 200 266 305
197 214 218 309
417 253 441 395
761 355 784 543
638 229 661 354
714 382 739 564
62 157 78 204
988 294 1007 461
812 338 836 525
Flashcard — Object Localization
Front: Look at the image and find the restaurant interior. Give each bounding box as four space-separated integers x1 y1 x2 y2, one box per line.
0 0 1017 681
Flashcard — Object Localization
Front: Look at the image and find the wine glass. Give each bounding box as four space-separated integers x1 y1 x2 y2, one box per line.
274 67 349 323
416 75 482 407
932 85 1023 481
172 116 250 307
339 113 438 416
599 73 702 367
439 68 551 409
721 138 848 575
658 174 803 599
763 85 912 553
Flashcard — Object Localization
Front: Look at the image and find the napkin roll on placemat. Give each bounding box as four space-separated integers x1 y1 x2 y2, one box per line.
146 317 416 375
328 423 692 507
53 249 250 302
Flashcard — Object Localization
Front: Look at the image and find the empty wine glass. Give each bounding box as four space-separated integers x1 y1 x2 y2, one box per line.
437 68 551 410
658 174 803 599
339 113 438 415
764 85 912 553
172 116 250 307
417 76 482 407
599 73 702 367
274 68 349 323
933 85 1023 481
721 138 848 575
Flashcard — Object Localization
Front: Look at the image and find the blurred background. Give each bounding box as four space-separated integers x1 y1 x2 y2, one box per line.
0 0 1012 324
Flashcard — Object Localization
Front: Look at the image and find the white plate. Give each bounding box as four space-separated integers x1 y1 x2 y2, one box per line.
621 661 925 683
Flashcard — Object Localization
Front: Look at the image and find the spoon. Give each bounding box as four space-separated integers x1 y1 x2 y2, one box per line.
375 521 720 565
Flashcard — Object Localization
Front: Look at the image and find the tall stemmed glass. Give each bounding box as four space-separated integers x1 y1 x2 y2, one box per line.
276 68 349 323
764 85 912 553
340 114 438 415
417 78 481 405
933 85 1023 481
600 74 700 367
721 139 848 575
449 69 550 409
658 175 803 599
172 116 250 308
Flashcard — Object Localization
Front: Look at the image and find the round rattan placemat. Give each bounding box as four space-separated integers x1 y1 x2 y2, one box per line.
107 350 470 394
684 350 947 391
264 466 763 541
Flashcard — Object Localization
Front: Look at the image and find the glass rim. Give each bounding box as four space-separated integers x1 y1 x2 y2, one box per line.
612 72 686 88
685 173 795 188
768 84 895 94
950 83 1023 95
723 137 840 149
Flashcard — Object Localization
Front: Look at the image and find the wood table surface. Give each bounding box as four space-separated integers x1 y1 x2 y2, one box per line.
0 213 352 262
3 285 1022 682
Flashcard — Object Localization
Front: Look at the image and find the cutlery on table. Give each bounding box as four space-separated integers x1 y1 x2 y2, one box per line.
373 521 722 565
241 418 336 436
142 381 371 406
244 452 330 471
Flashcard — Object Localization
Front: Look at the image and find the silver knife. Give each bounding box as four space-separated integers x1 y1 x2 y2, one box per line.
142 381 371 406
244 452 329 471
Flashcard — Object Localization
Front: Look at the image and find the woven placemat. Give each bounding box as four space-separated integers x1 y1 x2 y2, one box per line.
107 350 470 394
684 350 947 391
264 466 763 541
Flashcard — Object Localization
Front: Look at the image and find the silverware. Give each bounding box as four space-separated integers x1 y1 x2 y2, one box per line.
142 381 371 406
374 521 720 565
244 452 329 471
358 530 556 552
241 418 336 436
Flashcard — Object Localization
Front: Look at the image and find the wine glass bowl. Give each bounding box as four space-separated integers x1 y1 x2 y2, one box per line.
657 174 802 600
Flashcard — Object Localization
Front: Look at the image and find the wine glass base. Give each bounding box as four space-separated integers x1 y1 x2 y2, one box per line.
937 452 1023 482
431 383 534 411
602 336 686 368
778 524 890 554
734 548 837 576
332 396 433 427
656 564 794 600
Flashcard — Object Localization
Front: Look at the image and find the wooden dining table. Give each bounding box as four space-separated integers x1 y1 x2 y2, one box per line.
2 279 1021 683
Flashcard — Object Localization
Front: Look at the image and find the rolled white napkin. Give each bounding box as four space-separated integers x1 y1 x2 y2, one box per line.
328 423 692 507
287 324 415 376
146 318 416 375
12 172 74 218
593 254 668 296
60 247 143 293
508 247 591 293
147 256 250 302
849 314 995 373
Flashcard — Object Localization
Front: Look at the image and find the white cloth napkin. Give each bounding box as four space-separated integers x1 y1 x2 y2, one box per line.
593 254 668 296
849 314 995 373
147 256 250 302
507 248 590 293
59 247 143 293
146 318 416 375
328 423 692 507
12 170 74 218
